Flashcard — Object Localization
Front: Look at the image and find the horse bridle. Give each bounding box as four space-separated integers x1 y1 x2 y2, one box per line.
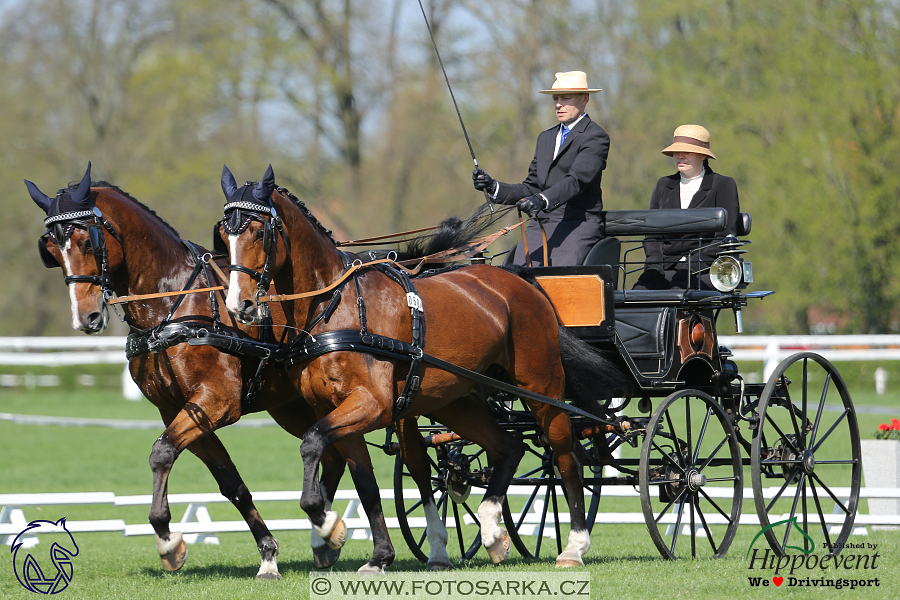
216 184 290 305
39 205 120 300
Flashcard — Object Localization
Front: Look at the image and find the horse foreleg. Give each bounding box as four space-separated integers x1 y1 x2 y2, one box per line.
148 401 240 573
266 403 346 568
432 400 525 565
335 437 396 574
395 418 451 571
528 404 590 567
298 389 391 569
148 430 188 572
185 435 281 579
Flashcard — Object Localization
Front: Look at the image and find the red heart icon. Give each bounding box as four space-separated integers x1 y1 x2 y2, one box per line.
773 577 783 586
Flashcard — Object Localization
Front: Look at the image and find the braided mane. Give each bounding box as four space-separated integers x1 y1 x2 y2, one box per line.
63 180 182 239
274 186 336 246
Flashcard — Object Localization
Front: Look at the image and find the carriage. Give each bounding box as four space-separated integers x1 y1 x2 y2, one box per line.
29 165 860 575
385 206 860 562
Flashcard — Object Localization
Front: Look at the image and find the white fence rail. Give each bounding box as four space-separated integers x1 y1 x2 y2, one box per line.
3 487 899 548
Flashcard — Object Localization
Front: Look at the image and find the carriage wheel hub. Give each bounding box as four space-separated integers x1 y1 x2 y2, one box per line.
687 468 706 492
801 450 816 474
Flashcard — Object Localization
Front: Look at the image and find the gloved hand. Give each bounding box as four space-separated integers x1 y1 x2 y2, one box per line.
472 168 496 192
516 195 546 217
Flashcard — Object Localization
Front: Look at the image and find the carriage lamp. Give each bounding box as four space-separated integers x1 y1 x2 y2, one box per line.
709 256 743 292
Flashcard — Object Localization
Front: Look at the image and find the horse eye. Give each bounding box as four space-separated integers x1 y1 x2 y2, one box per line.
255 229 265 240
81 239 93 253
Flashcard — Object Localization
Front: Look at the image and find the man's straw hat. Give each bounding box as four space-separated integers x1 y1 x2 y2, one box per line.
661 124 716 159
539 71 602 95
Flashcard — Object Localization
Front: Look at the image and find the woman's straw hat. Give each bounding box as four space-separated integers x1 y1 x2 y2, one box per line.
661 124 716 159
539 71 602 94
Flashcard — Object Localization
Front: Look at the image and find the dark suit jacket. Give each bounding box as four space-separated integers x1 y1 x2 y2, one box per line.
642 166 740 272
495 114 609 214
495 115 609 266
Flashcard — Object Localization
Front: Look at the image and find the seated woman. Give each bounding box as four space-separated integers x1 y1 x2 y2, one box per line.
633 124 740 290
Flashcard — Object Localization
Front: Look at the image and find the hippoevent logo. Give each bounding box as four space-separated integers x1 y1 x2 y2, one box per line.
745 516 880 590
11 518 80 594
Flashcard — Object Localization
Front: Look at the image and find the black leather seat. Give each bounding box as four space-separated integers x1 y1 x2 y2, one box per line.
582 238 621 288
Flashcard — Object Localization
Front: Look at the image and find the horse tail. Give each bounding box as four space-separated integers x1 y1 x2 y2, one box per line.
502 265 633 417
373 203 514 262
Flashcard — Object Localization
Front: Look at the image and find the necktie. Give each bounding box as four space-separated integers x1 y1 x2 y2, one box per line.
560 124 570 145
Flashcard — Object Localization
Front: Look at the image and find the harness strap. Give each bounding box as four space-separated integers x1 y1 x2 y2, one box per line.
286 330 611 425
108 286 226 305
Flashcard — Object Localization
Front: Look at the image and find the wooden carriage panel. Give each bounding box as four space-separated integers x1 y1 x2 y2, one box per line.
536 274 607 327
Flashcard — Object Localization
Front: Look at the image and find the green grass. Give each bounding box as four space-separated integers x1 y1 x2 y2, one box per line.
2 367 900 599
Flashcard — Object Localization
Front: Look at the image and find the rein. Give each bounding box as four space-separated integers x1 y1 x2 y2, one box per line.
257 221 523 304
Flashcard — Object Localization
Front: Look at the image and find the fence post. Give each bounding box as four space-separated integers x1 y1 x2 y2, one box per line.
763 339 780 381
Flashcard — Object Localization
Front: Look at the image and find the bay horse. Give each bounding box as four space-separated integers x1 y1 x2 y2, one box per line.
26 164 356 579
219 165 628 570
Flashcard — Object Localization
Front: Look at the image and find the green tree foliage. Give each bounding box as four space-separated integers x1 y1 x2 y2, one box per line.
604 0 900 333
2 0 898 335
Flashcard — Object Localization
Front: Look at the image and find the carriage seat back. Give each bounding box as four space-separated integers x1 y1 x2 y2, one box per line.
737 212 752 236
582 238 621 288
604 208 727 236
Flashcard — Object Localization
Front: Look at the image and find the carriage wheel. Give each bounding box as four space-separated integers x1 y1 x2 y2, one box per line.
639 389 742 559
750 352 861 557
393 439 485 563
502 439 603 560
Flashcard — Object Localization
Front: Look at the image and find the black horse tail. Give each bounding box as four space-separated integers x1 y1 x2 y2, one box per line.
368 203 515 262
502 264 633 418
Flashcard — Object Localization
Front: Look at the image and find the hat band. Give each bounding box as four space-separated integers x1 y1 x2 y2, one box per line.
672 136 710 149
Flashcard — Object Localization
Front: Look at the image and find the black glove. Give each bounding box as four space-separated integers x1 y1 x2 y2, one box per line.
472 168 496 192
516 195 546 217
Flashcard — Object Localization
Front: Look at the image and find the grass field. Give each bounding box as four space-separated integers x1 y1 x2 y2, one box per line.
1 361 899 599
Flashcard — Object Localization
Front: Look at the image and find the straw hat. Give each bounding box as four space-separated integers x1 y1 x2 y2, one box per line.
539 71 602 95
661 124 716 159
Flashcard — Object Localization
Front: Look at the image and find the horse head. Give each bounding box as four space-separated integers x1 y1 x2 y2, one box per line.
26 163 124 334
216 164 284 323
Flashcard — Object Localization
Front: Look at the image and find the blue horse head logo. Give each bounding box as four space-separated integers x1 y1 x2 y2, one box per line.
11 518 80 594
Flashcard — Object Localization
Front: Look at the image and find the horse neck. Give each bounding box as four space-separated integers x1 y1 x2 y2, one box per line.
273 193 345 313
95 190 199 326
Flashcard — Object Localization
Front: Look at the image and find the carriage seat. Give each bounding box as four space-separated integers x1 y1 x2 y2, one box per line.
582 238 620 287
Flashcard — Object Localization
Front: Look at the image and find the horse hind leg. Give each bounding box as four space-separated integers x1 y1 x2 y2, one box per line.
525 403 591 567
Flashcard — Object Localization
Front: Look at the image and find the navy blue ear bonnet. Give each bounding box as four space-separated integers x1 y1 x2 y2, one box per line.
214 165 278 256
220 164 277 235
27 163 99 268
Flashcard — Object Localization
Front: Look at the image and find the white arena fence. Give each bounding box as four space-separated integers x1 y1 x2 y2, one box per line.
2 335 899 399
2 487 899 549
2 335 899 548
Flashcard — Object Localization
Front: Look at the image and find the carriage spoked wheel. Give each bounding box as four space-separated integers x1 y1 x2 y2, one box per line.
501 435 603 560
750 352 861 557
393 435 487 563
639 389 742 559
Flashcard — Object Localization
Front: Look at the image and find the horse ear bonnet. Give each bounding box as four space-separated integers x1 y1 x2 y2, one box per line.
31 162 93 268
219 164 277 239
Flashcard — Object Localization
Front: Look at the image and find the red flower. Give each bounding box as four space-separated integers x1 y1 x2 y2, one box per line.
892 418 900 429
879 423 890 431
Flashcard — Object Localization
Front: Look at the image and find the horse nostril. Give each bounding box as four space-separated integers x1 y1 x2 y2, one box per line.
85 312 104 330
238 300 255 314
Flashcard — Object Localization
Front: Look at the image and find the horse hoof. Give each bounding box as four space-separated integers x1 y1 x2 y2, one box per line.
256 570 282 580
326 517 347 550
357 563 385 575
313 544 342 569
426 559 454 571
555 557 585 568
156 532 188 572
485 531 511 564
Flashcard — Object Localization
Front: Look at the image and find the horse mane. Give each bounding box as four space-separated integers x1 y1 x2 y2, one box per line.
381 203 512 262
273 187 336 246
61 180 182 239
